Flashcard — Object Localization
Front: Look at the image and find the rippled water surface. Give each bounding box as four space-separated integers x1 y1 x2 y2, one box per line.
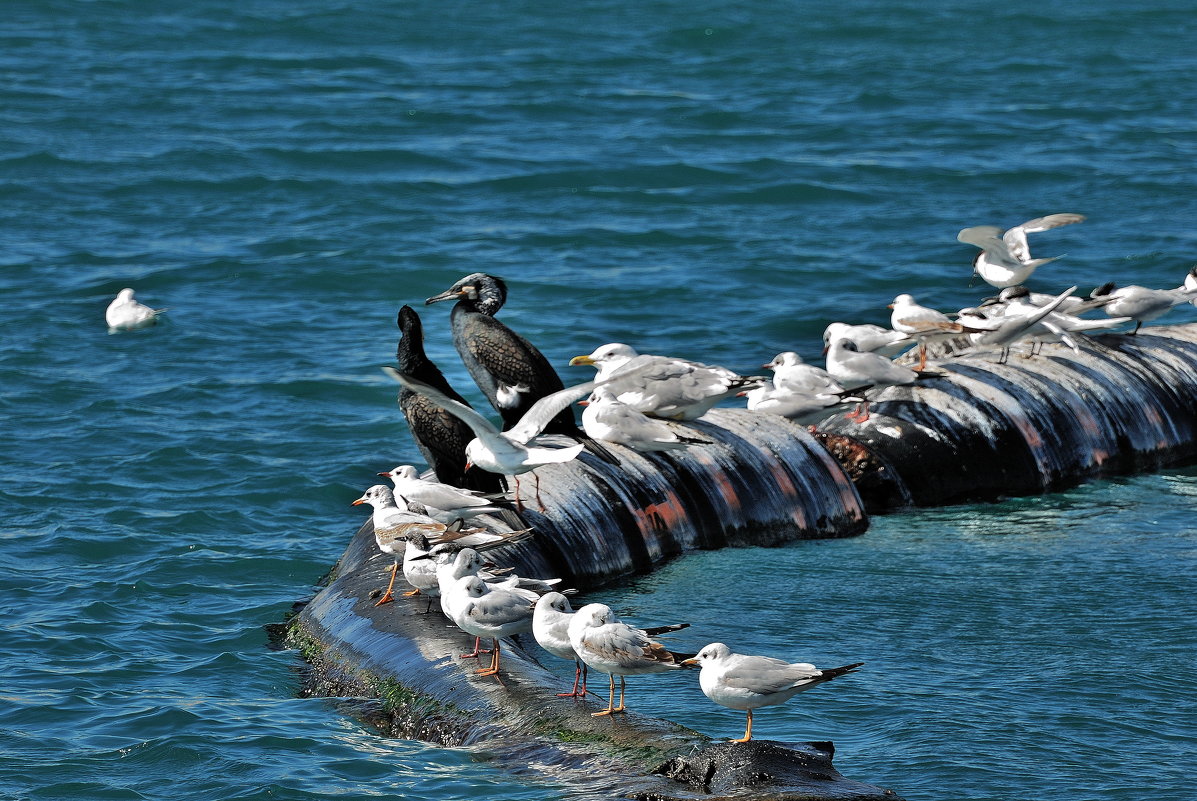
2 1 1196 799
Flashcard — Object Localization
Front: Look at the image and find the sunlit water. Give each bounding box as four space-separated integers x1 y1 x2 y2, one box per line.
2 1 1196 799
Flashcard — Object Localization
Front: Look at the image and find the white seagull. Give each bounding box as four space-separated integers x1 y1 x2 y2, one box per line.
580 385 704 452
763 352 842 395
567 603 694 717
825 337 927 423
105 288 167 332
569 343 761 421
681 643 863 742
444 575 535 679
957 213 1085 288
821 323 912 358
889 294 973 370
376 465 507 523
533 592 590 698
383 367 596 511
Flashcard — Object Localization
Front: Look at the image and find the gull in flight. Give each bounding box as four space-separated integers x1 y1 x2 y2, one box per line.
957 213 1085 288
567 603 694 717
105 288 167 333
569 343 762 421
376 465 507 523
383 367 597 511
682 643 863 742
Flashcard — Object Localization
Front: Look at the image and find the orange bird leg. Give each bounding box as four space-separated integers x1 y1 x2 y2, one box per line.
557 660 586 698
916 343 928 371
475 640 502 677
731 709 754 743
374 562 399 606
460 637 492 659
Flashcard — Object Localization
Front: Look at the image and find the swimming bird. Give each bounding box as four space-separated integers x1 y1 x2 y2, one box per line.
382 367 597 511
580 385 705 452
824 338 927 423
376 465 507 523
105 288 167 332
957 213 1085 288
1090 281 1197 334
889 294 973 370
821 323 912 358
568 343 762 421
567 603 694 717
445 575 536 679
393 305 506 494
681 643 863 742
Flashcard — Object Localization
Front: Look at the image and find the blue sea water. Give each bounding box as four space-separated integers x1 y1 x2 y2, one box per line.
2 1 1196 799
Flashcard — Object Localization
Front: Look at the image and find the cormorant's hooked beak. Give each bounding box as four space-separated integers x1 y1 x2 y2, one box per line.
425 287 468 305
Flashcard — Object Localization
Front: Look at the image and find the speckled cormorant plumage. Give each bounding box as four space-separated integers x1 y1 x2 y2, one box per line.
425 273 619 464
394 305 506 494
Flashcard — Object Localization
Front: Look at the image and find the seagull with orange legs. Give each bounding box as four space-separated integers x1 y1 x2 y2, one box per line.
682 642 863 742
376 465 507 523
824 338 923 423
567 603 694 717
445 575 535 680
889 294 972 370
351 485 459 606
383 367 596 511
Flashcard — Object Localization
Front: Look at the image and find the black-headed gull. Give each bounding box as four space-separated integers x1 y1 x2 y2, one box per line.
444 575 535 680
580 385 704 452
105 288 167 332
681 642 863 742
825 338 927 423
376 465 506 523
567 603 694 717
957 213 1085 288
889 294 972 370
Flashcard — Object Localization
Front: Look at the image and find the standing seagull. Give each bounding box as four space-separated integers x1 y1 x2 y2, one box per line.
567 603 694 717
580 385 704 452
382 368 596 510
682 643 863 742
394 305 505 494
444 575 536 679
888 294 971 371
957 213 1085 289
376 465 507 523
105 288 167 332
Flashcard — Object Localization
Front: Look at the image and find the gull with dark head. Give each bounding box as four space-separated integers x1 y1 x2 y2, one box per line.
958 213 1085 288
444 575 535 680
682 643 863 742
822 323 912 358
825 337 929 423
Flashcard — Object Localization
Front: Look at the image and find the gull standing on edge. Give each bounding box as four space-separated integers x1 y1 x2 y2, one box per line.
105 288 167 332
889 294 971 370
957 213 1085 288
682 643 863 742
445 575 535 680
533 592 590 698
822 323 912 358
567 603 694 717
376 465 507 523
569 343 762 421
382 367 597 511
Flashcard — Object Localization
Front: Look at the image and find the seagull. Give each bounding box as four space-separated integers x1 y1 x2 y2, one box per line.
444 575 536 679
382 367 597 511
821 323 912 358
741 383 865 423
1184 266 1197 301
955 286 1077 363
567 603 694 717
889 294 973 370
376 465 507 523
568 343 762 421
681 643 863 742
351 485 480 606
1090 282 1197 334
957 213 1085 288
763 352 843 395
580 385 705 452
105 288 167 332
533 592 590 698
825 338 928 423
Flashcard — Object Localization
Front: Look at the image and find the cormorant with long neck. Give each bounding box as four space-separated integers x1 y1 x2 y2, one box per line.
394 304 506 494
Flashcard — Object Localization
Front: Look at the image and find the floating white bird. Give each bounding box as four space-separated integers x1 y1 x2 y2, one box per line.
376 465 507 523
825 338 926 423
681 643 863 742
1090 282 1197 334
580 385 704 452
105 287 167 332
957 213 1085 288
821 323 912 358
445 575 535 679
889 294 973 370
567 603 694 717
569 343 761 421
383 367 596 511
